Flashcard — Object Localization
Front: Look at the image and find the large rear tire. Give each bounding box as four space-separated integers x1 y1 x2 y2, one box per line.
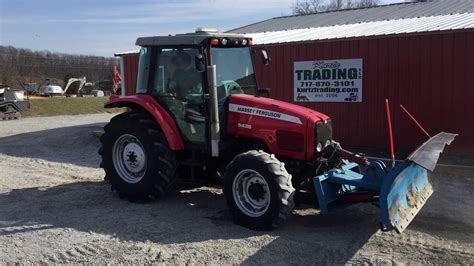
224 150 295 230
99 112 177 200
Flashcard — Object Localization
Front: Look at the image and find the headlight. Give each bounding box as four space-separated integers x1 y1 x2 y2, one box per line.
221 38 228 45
316 142 323 152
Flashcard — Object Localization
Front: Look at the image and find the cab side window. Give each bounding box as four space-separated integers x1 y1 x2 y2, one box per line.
151 47 206 144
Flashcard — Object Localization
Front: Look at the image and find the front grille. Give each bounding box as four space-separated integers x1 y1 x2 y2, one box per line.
315 119 332 152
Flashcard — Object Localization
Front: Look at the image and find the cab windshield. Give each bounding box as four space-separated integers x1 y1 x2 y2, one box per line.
211 47 257 101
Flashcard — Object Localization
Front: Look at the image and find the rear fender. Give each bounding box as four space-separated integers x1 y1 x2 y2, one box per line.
105 95 184 150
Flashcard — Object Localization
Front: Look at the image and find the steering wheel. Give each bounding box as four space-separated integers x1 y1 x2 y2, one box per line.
228 85 244 95
217 80 243 102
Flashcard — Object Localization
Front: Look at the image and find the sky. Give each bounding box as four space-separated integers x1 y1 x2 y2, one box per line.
0 0 403 57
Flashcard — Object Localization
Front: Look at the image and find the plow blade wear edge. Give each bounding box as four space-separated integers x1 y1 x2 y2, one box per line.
406 132 457 171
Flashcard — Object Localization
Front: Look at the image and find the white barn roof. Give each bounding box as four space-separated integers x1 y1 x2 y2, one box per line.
230 0 474 34
246 13 474 45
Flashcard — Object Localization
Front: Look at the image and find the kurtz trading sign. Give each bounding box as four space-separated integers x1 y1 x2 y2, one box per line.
294 59 363 102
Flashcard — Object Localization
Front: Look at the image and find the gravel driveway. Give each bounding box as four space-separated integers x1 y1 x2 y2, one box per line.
0 114 473 264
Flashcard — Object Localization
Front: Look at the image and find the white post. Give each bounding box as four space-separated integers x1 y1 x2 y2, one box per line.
119 56 126 96
207 65 220 157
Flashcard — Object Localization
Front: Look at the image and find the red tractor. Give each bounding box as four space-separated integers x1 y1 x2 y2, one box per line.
99 29 455 232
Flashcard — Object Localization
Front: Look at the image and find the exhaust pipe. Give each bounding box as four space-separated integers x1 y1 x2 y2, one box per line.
207 65 220 157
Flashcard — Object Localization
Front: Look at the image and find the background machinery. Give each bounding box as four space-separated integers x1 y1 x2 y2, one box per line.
0 84 30 120
99 29 455 231
41 77 86 96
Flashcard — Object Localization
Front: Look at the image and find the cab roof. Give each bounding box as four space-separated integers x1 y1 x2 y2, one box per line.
136 30 248 47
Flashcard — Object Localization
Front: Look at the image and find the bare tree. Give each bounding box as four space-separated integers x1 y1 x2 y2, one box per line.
0 45 118 90
291 0 380 14
325 0 346 11
292 0 322 15
345 0 356 9
356 0 380 8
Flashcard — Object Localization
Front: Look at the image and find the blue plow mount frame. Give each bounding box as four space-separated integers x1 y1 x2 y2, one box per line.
313 132 457 233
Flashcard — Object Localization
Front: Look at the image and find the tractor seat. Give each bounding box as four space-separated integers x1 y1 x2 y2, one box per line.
185 107 205 123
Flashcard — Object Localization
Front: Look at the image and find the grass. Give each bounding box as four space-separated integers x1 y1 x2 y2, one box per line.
23 96 124 117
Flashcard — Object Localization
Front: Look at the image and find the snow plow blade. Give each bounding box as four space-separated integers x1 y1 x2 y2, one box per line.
380 132 457 233
312 132 456 233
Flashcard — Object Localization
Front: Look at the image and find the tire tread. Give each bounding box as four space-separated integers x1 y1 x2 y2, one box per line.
99 111 177 200
224 150 295 230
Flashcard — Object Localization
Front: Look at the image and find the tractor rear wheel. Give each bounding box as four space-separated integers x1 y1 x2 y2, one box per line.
224 150 295 230
99 112 177 200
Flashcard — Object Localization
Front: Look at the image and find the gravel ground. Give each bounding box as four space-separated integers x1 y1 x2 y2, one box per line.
0 114 473 264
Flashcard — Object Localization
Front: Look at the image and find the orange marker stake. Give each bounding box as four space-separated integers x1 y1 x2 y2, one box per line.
385 99 395 168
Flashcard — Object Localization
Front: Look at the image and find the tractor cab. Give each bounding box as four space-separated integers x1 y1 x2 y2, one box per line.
134 28 262 148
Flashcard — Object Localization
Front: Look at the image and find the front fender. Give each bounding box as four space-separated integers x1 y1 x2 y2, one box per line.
105 95 184 150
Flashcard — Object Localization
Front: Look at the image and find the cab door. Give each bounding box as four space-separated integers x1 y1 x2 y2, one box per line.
146 46 209 146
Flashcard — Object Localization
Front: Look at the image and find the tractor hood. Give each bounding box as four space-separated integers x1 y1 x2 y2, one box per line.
228 94 329 124
226 94 331 161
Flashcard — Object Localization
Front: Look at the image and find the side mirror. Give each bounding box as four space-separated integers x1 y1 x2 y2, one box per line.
261 49 270 66
258 88 271 97
195 54 205 72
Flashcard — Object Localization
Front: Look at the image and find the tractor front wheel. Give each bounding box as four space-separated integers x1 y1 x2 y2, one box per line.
224 150 295 230
99 112 177 200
